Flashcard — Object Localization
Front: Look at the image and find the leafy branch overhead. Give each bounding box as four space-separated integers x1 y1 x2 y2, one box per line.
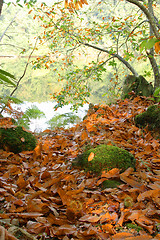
29 0 160 109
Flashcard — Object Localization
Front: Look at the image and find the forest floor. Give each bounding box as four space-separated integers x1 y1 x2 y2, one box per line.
0 96 160 240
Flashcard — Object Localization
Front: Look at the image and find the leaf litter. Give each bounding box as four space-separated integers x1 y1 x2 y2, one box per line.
0 96 160 240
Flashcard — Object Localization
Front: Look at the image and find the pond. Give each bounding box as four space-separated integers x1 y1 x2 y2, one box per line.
11 101 89 132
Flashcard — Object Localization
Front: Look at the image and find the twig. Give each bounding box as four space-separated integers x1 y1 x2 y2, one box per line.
10 37 39 97
0 37 39 115
0 11 19 42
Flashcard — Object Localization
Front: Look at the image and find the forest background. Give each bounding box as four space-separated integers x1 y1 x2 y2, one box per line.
0 0 159 112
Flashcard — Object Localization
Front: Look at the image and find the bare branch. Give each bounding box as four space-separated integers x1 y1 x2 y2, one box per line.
10 38 38 97
0 38 39 114
0 43 25 50
0 10 20 42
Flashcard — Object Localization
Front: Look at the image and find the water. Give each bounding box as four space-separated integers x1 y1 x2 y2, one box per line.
11 101 89 132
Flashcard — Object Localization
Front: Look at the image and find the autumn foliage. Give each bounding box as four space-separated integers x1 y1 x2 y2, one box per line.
0 96 160 239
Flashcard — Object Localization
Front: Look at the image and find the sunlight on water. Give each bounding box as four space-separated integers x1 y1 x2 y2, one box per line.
12 101 89 132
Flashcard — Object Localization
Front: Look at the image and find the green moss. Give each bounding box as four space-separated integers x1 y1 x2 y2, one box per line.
135 105 160 132
72 144 136 175
0 126 37 153
100 179 123 189
126 223 142 232
121 75 153 99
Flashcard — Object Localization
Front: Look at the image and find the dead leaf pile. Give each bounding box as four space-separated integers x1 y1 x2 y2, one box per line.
0 96 160 240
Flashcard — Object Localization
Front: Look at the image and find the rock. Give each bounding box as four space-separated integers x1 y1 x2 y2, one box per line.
0 126 37 153
135 104 160 133
72 144 136 175
121 75 153 99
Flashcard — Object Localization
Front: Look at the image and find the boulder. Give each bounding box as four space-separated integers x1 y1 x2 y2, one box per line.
135 104 160 133
121 75 153 99
0 126 37 153
72 144 136 175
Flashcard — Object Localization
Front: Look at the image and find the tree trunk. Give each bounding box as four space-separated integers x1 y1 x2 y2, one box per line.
0 0 3 15
147 0 160 89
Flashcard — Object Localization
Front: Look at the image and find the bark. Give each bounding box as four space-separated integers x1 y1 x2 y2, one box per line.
147 50 160 89
147 0 160 89
0 0 3 15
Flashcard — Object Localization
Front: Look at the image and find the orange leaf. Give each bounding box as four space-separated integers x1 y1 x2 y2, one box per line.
88 152 94 162
155 41 160 53
111 232 133 239
124 235 153 240
101 168 120 178
101 223 116 234
81 130 88 140
33 143 42 159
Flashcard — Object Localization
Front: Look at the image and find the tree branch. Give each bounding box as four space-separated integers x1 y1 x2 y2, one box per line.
82 42 139 77
0 38 39 114
126 0 160 39
0 10 19 42
0 43 25 50
120 20 149 50
10 38 38 97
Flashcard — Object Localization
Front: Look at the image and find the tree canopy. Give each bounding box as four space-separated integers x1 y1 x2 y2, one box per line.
28 0 160 109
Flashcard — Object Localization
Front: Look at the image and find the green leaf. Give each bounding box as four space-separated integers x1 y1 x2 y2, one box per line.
8 96 23 104
0 73 16 86
146 38 158 50
140 38 159 52
154 87 160 97
140 40 147 53
0 69 16 79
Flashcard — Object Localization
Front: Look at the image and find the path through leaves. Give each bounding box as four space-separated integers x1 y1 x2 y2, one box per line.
0 96 160 240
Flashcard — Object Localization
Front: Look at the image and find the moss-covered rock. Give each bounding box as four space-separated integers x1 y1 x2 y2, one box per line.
121 75 153 99
0 126 37 153
72 144 136 174
135 104 160 132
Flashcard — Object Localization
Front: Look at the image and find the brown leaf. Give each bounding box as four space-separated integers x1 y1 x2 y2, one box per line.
53 224 77 236
137 189 160 202
79 214 100 223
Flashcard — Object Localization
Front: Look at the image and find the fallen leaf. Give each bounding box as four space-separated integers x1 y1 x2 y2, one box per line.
88 152 94 162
